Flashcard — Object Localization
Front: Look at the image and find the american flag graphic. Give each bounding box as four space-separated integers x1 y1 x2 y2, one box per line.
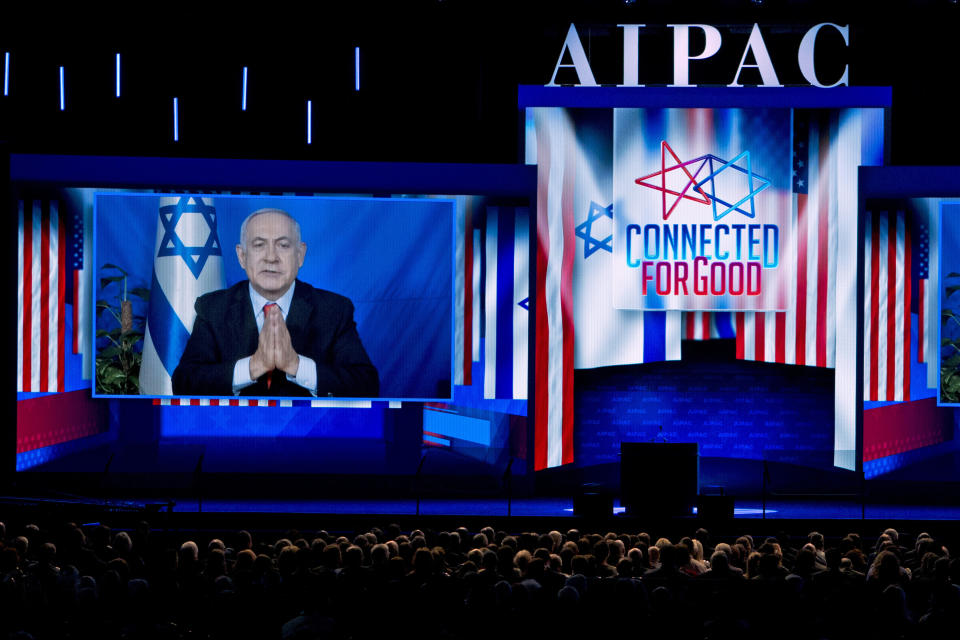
914 214 931 368
533 108 576 470
69 202 85 355
737 111 837 367
18 199 66 392
682 312 736 340
863 210 911 402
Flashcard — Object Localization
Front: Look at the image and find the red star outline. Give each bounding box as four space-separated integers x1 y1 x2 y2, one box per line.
634 141 712 220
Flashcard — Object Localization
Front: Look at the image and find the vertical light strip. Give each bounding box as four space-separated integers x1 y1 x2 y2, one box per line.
59 66 65 110
355 47 360 91
241 66 248 111
306 99 312 144
115 53 120 97
4 52 9 96
173 97 179 141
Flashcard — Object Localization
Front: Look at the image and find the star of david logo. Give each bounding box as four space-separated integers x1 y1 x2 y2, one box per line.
156 196 222 279
518 297 529 310
575 201 614 259
635 141 770 221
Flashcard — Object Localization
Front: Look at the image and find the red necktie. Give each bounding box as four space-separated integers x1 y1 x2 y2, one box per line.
263 303 277 389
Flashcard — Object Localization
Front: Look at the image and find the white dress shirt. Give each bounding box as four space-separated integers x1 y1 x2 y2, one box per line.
231 281 318 395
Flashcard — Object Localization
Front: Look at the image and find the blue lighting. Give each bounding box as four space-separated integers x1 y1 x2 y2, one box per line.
173 97 179 141
242 66 248 111
355 47 360 91
306 100 312 144
423 410 491 446
59 66 64 110
115 53 120 97
517 85 892 109
423 434 451 447
4 52 8 96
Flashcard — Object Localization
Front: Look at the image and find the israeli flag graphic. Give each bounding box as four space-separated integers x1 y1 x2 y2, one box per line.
139 196 225 395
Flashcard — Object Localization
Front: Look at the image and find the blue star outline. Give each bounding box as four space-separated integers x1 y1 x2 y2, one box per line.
692 151 770 221
575 201 614 259
157 196 222 279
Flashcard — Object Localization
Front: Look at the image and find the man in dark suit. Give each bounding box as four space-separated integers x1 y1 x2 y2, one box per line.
172 208 378 397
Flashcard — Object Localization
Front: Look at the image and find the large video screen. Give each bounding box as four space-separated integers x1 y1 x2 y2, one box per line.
13 158 533 478
523 89 886 479
93 193 454 401
858 192 958 479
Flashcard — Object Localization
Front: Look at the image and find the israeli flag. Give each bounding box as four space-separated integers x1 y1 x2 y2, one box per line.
140 196 225 395
483 206 529 400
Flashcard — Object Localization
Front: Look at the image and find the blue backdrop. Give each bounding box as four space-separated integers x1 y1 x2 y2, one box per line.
574 353 835 470
95 194 455 399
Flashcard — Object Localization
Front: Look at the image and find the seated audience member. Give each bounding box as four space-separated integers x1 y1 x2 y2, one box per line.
867 550 911 592
647 545 661 571
701 550 743 582
787 546 818 582
593 540 617 577
745 551 763 580
711 542 743 577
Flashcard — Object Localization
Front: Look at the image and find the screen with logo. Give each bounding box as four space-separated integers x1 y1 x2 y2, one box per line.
525 97 885 479
614 108 792 312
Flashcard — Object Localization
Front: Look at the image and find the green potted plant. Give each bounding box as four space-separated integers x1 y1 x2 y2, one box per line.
95 264 149 395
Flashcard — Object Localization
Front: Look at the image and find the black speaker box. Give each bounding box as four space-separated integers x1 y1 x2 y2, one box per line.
697 495 735 521
573 492 613 519
621 442 699 517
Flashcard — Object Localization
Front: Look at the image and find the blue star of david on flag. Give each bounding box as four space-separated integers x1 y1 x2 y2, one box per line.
518 297 529 310
575 201 614 259
157 196 222 278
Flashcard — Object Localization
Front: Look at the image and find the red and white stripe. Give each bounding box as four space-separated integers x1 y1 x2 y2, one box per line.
154 398 278 406
472 229 481 364
153 398 373 408
534 108 575 470
77 191 95 380
917 278 928 364
71 197 89 360
73 269 82 352
18 200 66 392
864 210 911 402
920 198 938 389
737 113 837 368
683 312 719 340
454 197 476 386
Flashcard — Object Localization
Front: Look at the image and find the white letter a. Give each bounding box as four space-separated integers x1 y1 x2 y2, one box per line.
546 23 598 86
728 24 783 87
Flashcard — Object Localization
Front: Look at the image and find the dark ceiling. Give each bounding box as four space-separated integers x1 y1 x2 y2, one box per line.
1 1 957 165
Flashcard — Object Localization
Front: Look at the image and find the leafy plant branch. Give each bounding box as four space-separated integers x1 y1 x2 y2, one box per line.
95 263 149 395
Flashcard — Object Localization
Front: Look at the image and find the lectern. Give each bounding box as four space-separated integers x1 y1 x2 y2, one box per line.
620 442 699 517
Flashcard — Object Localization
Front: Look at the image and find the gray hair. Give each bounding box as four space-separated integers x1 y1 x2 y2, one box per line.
113 531 132 555
179 540 199 562
239 208 302 247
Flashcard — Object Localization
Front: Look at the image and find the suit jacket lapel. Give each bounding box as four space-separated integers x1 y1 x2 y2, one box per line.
233 283 259 360
285 280 312 351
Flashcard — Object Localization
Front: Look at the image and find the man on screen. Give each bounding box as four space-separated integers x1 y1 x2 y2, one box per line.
172 208 379 397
